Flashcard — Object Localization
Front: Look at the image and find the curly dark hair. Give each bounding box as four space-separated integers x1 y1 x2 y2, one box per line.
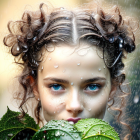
3 2 138 138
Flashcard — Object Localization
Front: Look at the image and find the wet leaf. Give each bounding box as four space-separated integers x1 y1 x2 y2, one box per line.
0 107 39 140
32 120 81 140
75 118 120 140
0 107 20 131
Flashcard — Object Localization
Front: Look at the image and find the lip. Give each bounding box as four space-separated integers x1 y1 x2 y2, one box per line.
67 118 81 124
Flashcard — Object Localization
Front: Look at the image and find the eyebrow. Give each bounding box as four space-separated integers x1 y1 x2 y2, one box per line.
43 77 69 84
43 77 106 84
82 77 106 84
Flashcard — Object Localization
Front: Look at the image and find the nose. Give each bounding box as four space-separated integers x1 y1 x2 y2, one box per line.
66 89 83 115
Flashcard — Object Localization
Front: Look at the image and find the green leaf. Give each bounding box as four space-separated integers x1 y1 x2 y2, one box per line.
75 118 120 140
32 120 81 140
0 107 20 131
0 107 39 140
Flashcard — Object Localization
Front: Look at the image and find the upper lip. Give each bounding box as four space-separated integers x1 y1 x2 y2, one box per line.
67 118 81 124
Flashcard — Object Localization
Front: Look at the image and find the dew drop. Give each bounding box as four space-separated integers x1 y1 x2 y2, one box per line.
77 49 88 56
45 45 55 52
55 131 60 137
71 82 74 85
42 66 43 70
17 47 20 51
8 134 13 137
88 108 91 111
48 58 51 60
77 63 80 66
134 95 139 104
62 124 65 127
62 133 65 136
54 65 59 68
104 66 105 69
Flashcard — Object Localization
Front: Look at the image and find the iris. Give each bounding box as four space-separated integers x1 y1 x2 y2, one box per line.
51 84 62 91
86 84 100 91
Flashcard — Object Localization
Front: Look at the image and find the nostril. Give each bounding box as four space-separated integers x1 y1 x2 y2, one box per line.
66 104 83 115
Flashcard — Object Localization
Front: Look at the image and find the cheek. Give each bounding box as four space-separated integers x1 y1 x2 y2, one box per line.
84 86 110 117
39 88 66 116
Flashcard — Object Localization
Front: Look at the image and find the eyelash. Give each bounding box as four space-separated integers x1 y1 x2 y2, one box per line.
48 83 102 93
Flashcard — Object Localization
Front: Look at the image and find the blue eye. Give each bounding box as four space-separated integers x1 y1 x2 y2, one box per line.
86 84 100 91
50 84 63 91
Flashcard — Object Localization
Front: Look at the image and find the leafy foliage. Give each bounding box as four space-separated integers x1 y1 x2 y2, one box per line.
0 107 39 140
32 120 81 140
75 118 120 140
0 107 120 140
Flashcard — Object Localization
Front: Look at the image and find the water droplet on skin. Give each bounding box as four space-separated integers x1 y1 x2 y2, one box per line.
98 68 101 71
48 58 51 60
104 66 105 69
45 45 55 52
88 108 91 111
71 82 74 85
63 69 66 73
17 47 20 51
54 65 59 68
77 49 88 56
134 95 139 104
77 63 80 66
54 111 55 114
81 77 83 79
42 66 43 70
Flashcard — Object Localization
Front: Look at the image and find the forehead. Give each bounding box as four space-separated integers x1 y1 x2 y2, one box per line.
40 43 109 78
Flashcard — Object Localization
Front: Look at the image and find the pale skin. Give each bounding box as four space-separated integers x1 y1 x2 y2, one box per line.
33 43 116 122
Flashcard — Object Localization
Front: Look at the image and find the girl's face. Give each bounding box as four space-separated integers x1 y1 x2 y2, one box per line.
34 43 116 123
